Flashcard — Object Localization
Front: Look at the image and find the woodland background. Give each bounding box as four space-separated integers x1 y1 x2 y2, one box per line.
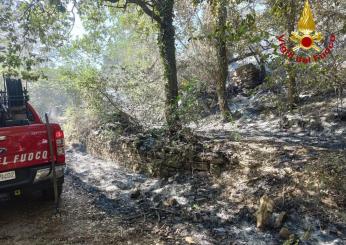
0 1 345 244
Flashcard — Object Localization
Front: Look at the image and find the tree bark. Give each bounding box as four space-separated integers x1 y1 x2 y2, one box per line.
105 0 180 131
214 0 231 120
157 0 181 131
286 0 298 109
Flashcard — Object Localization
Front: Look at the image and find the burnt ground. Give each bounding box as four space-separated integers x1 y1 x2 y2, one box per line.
0 92 345 245
0 175 161 245
0 142 345 245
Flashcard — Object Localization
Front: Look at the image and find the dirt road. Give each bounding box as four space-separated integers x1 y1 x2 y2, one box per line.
0 149 344 245
0 150 162 245
0 175 163 245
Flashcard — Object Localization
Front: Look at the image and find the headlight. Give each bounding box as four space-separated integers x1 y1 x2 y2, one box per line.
34 165 65 182
34 168 50 182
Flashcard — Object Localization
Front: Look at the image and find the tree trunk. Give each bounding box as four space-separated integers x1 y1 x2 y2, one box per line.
287 65 297 108
104 0 180 131
215 0 231 120
157 0 181 132
286 0 298 109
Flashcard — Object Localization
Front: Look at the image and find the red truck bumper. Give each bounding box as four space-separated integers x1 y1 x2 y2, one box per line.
0 163 65 199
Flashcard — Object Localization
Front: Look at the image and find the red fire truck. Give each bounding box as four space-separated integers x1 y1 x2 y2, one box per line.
0 78 65 200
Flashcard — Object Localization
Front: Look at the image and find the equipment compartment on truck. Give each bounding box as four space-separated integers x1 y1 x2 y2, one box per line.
0 77 65 200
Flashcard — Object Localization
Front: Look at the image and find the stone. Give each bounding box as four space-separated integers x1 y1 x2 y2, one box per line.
337 109 346 121
163 197 178 207
330 108 346 121
210 164 222 176
232 110 243 120
213 227 226 236
85 125 232 178
279 227 290 240
231 155 240 165
256 195 274 229
192 162 210 171
274 211 287 228
185 236 196 244
309 119 324 132
197 152 227 165
130 189 141 199
232 63 263 89
71 143 86 152
280 116 291 129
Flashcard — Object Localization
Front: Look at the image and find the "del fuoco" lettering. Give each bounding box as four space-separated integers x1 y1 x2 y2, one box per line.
0 151 48 165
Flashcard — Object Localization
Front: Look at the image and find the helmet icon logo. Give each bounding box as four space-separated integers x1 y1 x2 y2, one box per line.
290 0 323 52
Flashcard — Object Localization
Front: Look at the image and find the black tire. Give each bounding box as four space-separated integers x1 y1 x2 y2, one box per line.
42 184 63 201
5 78 24 107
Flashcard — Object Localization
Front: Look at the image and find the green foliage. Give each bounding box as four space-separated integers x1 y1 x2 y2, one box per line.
55 3 165 125
311 153 346 201
190 0 257 43
0 0 71 79
178 78 208 124
0 0 343 129
59 64 106 112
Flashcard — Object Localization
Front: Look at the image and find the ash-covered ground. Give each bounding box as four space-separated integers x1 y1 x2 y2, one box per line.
0 90 345 245
0 146 344 244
